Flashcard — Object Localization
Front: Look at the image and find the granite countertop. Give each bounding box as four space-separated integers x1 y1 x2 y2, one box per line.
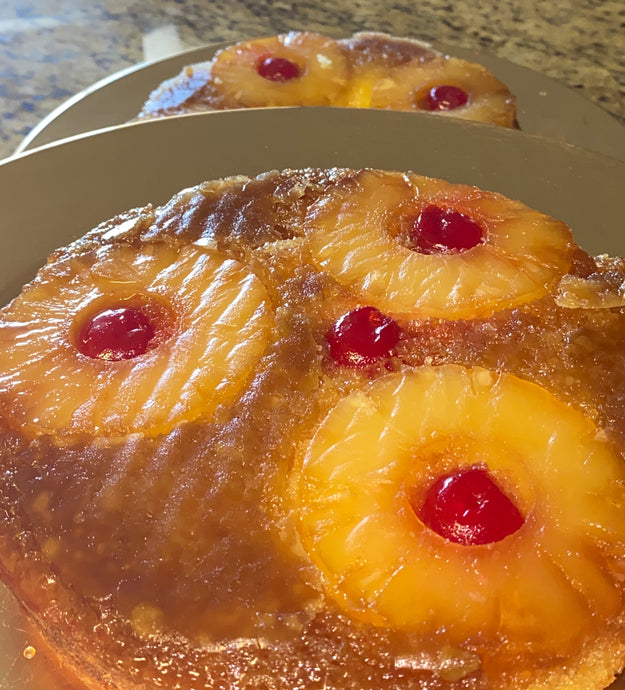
0 0 623 159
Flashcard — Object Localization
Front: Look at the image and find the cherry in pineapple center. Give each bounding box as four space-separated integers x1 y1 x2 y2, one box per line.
423 85 469 111
409 205 484 254
415 465 525 545
74 297 174 363
256 55 301 82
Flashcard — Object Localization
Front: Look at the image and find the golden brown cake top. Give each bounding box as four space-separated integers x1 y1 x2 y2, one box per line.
0 168 624 690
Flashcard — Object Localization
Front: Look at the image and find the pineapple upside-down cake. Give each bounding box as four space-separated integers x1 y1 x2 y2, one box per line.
137 31 518 128
0 168 625 690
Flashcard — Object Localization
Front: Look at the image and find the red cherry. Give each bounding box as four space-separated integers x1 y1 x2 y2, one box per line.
326 306 401 368
77 307 155 361
410 204 484 254
424 85 469 111
256 55 301 82
416 466 524 545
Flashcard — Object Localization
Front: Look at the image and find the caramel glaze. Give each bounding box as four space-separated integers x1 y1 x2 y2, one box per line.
1 169 625 689
341 32 438 69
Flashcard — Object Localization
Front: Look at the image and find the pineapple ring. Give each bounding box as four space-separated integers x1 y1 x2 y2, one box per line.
304 169 574 319
210 31 349 107
291 365 625 654
370 56 517 127
0 242 274 439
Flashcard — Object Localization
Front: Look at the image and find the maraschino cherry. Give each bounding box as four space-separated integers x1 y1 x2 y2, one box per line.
424 85 469 111
77 307 155 361
416 466 524 545
326 306 401 368
256 55 301 82
410 205 484 254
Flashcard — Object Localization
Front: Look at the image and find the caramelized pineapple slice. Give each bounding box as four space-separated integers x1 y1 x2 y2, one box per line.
210 31 349 107
291 365 625 655
0 242 273 439
304 169 574 319
370 56 517 127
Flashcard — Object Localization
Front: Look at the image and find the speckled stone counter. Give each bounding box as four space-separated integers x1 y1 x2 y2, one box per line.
0 0 623 159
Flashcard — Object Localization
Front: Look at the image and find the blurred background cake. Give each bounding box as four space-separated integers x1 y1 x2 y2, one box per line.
137 32 518 128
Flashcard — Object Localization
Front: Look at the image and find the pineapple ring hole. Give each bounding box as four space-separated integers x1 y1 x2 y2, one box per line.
402 204 485 255
71 292 176 362
412 465 525 545
415 84 470 111
256 54 302 82
401 433 535 546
